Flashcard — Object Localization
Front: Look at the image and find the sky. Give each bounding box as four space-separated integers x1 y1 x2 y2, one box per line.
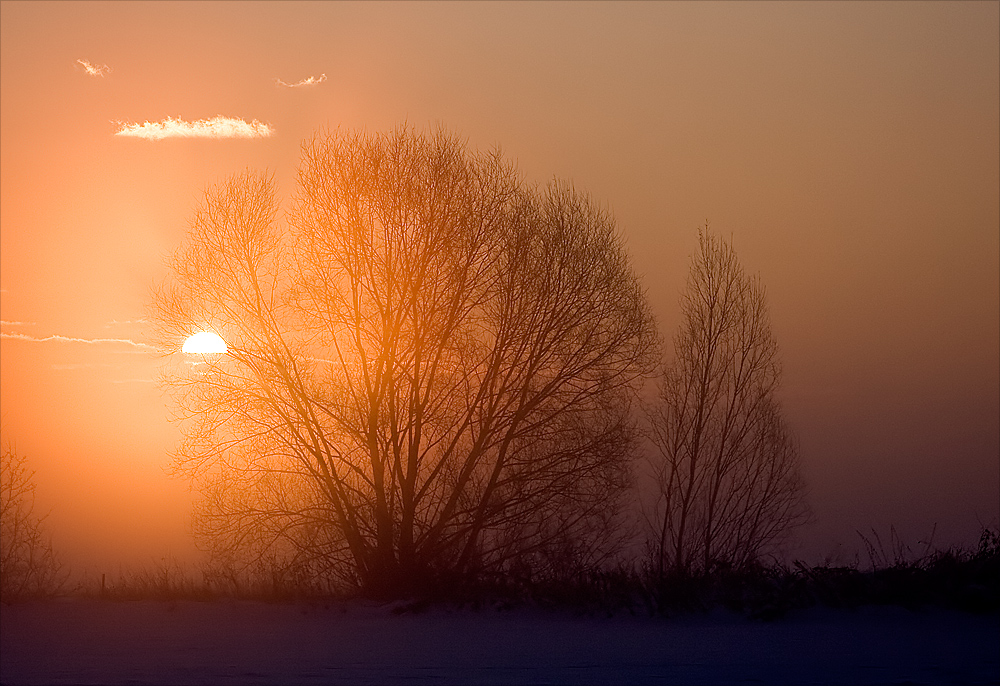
1 1 997 574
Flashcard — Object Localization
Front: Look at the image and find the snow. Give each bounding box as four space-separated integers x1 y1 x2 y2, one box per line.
2 598 997 685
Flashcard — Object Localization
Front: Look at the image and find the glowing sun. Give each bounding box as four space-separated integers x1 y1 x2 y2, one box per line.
182 332 227 354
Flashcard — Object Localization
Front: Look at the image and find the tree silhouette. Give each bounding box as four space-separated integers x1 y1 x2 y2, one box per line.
646 229 809 577
153 126 658 596
1 443 64 600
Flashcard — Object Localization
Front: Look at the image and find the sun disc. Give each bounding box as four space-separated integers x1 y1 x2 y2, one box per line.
182 331 227 354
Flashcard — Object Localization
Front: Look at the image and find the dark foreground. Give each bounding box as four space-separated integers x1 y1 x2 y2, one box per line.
2 598 997 685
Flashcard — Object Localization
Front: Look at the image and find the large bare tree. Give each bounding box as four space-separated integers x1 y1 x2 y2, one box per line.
646 229 808 578
152 126 658 595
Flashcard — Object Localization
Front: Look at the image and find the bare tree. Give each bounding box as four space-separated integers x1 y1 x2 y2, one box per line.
152 126 658 596
645 229 808 578
1 443 64 600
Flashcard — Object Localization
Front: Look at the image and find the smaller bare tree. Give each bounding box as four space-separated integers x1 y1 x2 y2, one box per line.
646 229 809 578
1 443 64 600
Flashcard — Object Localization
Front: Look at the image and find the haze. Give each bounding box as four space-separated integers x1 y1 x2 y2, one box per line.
1 1 997 574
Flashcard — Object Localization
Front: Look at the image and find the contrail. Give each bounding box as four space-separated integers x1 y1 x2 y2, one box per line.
1 332 158 351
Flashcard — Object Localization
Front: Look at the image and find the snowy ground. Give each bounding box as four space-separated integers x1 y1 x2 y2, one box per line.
2 598 997 685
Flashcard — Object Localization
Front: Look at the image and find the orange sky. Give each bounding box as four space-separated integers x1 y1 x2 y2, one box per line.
2 1 998 573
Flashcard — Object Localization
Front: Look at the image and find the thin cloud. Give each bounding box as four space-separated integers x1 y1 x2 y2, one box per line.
0 332 158 351
77 59 111 77
114 116 274 140
0 320 35 326
110 378 155 384
276 73 327 88
105 318 148 327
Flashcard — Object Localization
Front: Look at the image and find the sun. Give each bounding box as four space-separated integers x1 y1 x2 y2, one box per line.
182 331 227 354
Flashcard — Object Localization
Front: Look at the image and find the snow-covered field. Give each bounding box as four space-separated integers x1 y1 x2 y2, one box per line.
2 598 997 685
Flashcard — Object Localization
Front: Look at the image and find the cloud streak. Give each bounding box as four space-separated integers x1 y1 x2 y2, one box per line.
1 332 158 351
105 318 148 327
77 59 111 77
0 320 35 326
114 116 274 140
276 73 327 88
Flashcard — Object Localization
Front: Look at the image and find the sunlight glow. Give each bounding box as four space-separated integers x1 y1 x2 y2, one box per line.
182 332 227 354
114 116 274 140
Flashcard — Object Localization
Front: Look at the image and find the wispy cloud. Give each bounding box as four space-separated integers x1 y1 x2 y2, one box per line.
51 363 118 371
276 73 327 88
1 332 158 351
111 378 155 384
0 320 35 326
105 318 148 328
77 59 111 77
114 116 274 140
